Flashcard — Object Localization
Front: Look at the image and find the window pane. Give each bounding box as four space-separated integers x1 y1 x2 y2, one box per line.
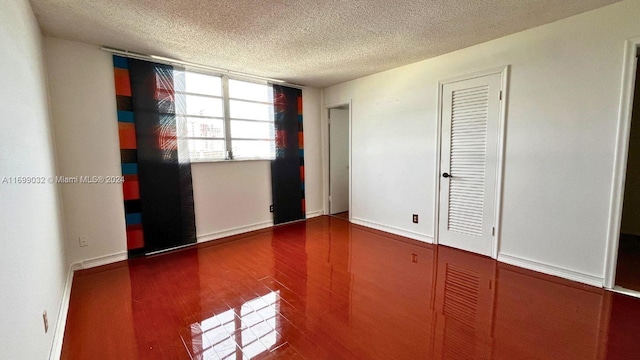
185 72 222 96
185 117 225 138
230 100 272 121
189 139 226 161
229 79 271 102
185 95 223 117
230 120 274 140
232 140 275 160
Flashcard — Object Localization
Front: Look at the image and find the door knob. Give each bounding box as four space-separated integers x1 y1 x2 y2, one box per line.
442 172 452 178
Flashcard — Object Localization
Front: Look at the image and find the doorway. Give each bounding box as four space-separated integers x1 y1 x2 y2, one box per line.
328 105 350 219
605 39 640 293
614 45 640 292
437 67 507 258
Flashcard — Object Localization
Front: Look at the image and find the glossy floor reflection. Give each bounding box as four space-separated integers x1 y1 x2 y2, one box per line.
62 216 640 359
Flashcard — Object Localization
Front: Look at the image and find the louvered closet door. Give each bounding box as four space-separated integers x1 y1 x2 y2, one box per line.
439 73 502 257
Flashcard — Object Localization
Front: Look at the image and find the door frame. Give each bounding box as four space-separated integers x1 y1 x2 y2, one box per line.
433 66 510 259
604 38 640 289
323 100 353 221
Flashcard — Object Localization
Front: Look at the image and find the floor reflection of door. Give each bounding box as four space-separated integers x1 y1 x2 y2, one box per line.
432 246 496 359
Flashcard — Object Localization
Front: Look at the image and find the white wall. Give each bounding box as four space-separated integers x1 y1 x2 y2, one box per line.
323 0 640 282
44 37 127 266
193 161 273 240
0 0 67 358
44 37 324 262
302 87 323 217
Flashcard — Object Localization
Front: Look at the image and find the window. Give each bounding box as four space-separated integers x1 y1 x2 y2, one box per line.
175 70 275 161
228 79 276 160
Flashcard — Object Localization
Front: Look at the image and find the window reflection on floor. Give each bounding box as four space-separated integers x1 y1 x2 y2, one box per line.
190 291 279 359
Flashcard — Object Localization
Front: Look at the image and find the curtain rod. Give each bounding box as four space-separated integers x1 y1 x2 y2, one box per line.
101 47 304 89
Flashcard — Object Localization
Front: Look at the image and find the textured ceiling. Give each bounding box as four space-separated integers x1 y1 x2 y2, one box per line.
30 0 620 88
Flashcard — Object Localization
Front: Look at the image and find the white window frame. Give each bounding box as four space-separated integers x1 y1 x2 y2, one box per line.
180 70 275 163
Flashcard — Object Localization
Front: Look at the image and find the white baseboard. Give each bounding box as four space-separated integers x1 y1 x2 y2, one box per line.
612 286 640 299
351 217 434 243
306 210 324 219
80 251 128 269
498 253 603 288
197 220 274 243
48 264 76 360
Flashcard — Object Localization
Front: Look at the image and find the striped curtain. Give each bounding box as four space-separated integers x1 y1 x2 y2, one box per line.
113 55 196 257
271 85 305 224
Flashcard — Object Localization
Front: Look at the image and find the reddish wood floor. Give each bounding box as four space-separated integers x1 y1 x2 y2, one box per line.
62 216 640 359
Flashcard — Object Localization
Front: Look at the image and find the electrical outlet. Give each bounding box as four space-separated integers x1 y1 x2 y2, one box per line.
269 205 274 213
411 254 418 263
43 310 48 333
79 236 88 247
412 214 419 223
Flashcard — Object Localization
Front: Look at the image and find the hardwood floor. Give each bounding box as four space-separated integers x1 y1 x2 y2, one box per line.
62 216 640 359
